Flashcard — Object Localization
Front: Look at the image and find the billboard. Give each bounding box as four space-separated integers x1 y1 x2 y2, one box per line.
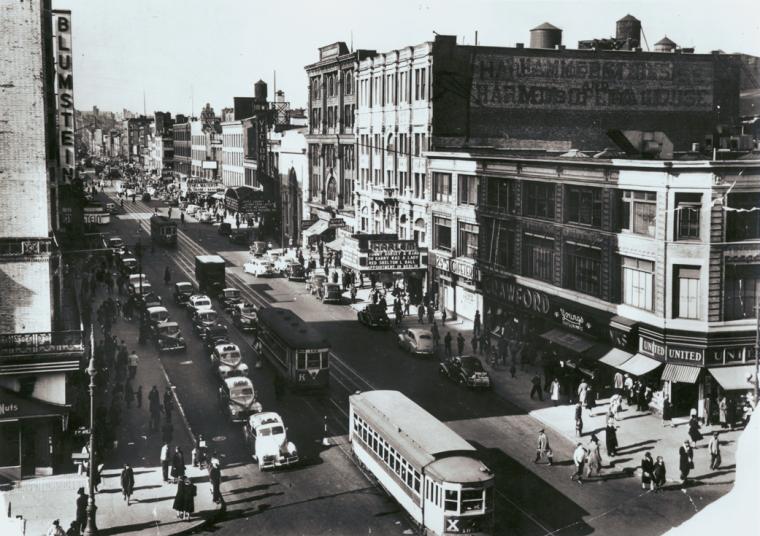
52 10 75 183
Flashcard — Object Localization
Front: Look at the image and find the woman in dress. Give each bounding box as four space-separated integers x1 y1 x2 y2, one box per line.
181 476 196 520
653 456 667 492
550 378 561 406
640 452 654 490
173 475 186 518
171 446 185 483
718 396 728 429
586 433 602 477
688 413 703 446
605 416 619 458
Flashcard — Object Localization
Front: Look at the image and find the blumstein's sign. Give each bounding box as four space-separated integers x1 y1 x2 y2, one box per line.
53 11 75 184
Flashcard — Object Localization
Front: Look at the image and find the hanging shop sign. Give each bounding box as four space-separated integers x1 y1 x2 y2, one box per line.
53 10 75 184
366 238 421 269
639 336 704 365
451 258 481 282
434 256 450 271
328 218 347 229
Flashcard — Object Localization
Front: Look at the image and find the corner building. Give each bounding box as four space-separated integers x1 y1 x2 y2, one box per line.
428 150 760 419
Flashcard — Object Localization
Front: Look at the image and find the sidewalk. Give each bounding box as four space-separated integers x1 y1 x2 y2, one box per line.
1 273 221 536
349 288 740 487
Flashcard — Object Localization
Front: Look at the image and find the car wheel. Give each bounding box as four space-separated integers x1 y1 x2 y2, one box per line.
457 375 465 385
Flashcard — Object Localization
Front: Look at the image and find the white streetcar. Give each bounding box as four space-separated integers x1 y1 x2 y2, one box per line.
349 390 494 535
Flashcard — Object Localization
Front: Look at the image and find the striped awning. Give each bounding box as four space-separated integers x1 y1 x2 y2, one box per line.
709 365 756 391
619 353 662 377
599 348 634 368
661 363 701 384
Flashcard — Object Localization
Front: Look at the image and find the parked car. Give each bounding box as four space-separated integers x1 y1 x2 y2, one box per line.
138 291 162 312
398 328 435 356
174 281 195 304
250 241 268 257
218 222 232 236
197 210 214 223
439 356 491 389
321 283 343 304
186 294 213 316
244 412 298 470
285 262 306 281
129 280 153 298
128 273 149 288
243 259 277 277
105 237 125 255
185 204 201 216
210 342 249 379
231 302 258 332
306 274 327 296
357 304 391 329
192 309 221 336
120 257 138 274
229 227 253 245
145 306 170 333
217 288 243 312
218 376 262 422
154 321 186 352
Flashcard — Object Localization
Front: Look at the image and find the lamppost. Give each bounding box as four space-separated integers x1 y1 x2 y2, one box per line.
135 236 147 344
84 354 99 536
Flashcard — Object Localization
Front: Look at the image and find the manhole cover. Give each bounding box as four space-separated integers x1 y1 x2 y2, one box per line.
212 436 227 442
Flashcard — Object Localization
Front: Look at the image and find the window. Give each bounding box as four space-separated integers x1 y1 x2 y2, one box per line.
433 173 452 203
444 489 459 512
328 74 334 97
311 76 321 99
675 266 700 319
566 186 602 227
484 178 516 213
461 489 484 513
458 175 479 206
622 257 654 310
564 244 602 297
433 216 452 251
413 133 421 157
522 234 554 283
726 193 760 241
724 264 760 320
344 70 353 95
458 222 479 258
675 193 701 240
482 220 517 270
386 74 394 104
523 182 555 220
620 190 656 236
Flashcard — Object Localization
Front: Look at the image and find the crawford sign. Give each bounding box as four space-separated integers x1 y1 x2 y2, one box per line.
483 278 551 315
53 11 75 184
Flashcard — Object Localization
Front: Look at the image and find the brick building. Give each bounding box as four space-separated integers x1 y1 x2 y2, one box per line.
173 120 192 178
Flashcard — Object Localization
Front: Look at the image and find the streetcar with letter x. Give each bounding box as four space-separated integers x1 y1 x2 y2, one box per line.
256 307 330 390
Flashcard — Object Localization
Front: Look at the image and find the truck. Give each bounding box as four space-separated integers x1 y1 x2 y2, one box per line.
195 255 226 295
150 214 177 246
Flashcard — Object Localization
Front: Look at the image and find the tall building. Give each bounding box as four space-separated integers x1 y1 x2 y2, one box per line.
172 120 192 178
0 0 84 478
221 120 245 186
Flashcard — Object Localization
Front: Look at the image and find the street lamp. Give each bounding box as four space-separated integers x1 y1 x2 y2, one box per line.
84 355 99 536
135 237 147 344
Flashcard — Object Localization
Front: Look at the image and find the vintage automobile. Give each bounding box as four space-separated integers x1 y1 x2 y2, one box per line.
305 274 327 296
439 355 492 389
119 257 138 275
105 236 126 255
217 287 243 312
145 306 170 332
192 309 223 337
357 304 391 329
249 241 268 257
174 281 195 304
321 283 343 304
266 251 291 273
284 262 306 282
243 259 277 277
218 376 262 422
128 273 149 288
202 322 229 342
138 291 163 312
243 412 298 470
129 280 153 298
218 222 232 236
154 321 186 352
231 302 258 332
210 342 249 379
204 335 232 355
397 328 435 356
196 210 214 223
186 294 213 316
229 227 253 245
185 204 201 216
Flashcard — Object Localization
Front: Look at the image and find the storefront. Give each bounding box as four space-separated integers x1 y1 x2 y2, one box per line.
431 253 482 321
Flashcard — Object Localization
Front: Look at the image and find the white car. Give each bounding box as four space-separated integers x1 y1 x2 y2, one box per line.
185 204 201 216
128 273 149 287
196 210 214 223
398 328 435 356
266 252 291 273
244 258 277 277
219 377 262 422
244 412 298 470
211 343 249 379
186 294 213 315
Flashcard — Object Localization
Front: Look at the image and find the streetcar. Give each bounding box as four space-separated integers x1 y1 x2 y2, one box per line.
256 307 330 390
349 390 494 535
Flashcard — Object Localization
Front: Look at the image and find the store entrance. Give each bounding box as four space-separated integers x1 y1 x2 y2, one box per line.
671 382 699 416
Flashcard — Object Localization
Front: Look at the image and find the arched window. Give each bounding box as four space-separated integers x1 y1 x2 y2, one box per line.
326 177 337 201
399 214 408 239
414 218 426 247
344 71 353 95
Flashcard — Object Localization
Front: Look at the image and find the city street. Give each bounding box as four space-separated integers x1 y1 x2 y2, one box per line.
104 193 734 535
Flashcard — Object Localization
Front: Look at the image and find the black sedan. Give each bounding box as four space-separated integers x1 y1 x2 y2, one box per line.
439 355 492 389
285 262 306 282
357 304 391 329
174 281 195 305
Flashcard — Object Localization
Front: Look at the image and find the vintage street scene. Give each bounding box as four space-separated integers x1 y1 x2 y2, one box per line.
0 1 758 535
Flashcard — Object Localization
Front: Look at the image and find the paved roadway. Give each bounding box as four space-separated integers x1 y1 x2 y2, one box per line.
104 195 727 536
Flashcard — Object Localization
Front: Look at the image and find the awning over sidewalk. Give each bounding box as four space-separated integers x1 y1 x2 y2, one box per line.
709 365 757 391
0 387 69 429
661 363 701 384
619 353 662 376
325 237 344 251
540 328 594 354
303 219 328 238
598 348 634 368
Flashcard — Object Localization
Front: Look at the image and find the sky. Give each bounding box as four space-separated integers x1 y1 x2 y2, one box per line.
55 0 760 117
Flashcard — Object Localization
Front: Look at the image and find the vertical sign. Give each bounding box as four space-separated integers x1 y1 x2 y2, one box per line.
52 10 75 184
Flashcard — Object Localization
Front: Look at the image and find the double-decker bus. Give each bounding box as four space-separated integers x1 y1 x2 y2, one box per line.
256 307 330 390
349 390 494 535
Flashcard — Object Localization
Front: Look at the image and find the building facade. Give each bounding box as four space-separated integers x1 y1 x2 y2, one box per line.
221 121 245 186
173 121 192 178
428 150 760 418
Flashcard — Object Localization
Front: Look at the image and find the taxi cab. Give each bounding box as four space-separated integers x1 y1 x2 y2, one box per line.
231 302 257 332
243 412 298 470
186 294 213 316
218 377 262 422
146 306 170 330
210 342 249 378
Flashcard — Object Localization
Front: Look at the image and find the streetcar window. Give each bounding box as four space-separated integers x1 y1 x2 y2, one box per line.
296 351 306 369
444 490 459 512
320 351 329 368
485 487 493 509
413 474 420 494
461 489 484 512
307 352 321 368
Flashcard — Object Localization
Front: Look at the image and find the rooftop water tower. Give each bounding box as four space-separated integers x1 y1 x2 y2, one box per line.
530 22 562 49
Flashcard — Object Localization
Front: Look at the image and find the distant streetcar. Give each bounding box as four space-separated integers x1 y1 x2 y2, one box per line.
256 307 330 390
349 390 494 535
150 214 177 246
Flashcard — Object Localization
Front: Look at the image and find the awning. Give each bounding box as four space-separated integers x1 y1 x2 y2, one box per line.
303 219 328 238
599 348 634 368
619 353 662 376
0 387 69 429
709 365 757 391
661 363 701 384
540 328 594 354
325 237 344 251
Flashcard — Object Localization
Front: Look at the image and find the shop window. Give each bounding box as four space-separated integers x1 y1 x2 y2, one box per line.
433 216 451 252
433 173 452 203
458 222 479 258
565 186 602 228
0 422 20 467
726 193 760 241
674 266 700 319
621 257 654 311
619 190 656 237
675 193 701 240
522 182 555 220
458 175 479 206
724 264 760 320
564 244 602 297
522 233 554 283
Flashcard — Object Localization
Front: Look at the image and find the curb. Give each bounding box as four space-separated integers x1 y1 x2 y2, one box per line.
157 354 197 444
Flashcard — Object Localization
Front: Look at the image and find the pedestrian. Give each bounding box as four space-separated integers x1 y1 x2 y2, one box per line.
577 379 589 408
209 458 223 504
173 474 186 518
679 440 694 485
124 382 134 408
662 394 672 427
534 429 553 465
456 333 465 356
586 434 602 477
427 306 435 325
688 411 703 446
575 402 584 436
417 303 425 324
180 212 185 225
641 452 654 490
47 519 66 536
718 396 728 429
431 322 440 348
75 487 88 534
350 285 357 304
444 332 452 357
149 386 161 431
530 374 543 400
473 310 481 336
550 378 561 406
613 371 624 392
571 443 587 484
404 295 410 316
181 476 196 520
441 308 447 324
171 446 186 483
136 385 143 408
605 416 619 457
708 432 722 470
653 456 667 492
160 442 171 482
127 350 139 380
120 464 135 505
164 387 174 423
471 334 478 354
164 266 171 285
